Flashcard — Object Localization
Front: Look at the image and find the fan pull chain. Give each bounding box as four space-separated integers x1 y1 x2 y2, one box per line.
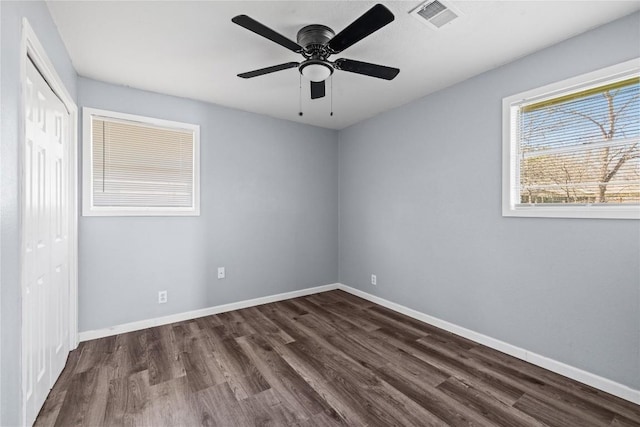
298 74 303 116
330 75 334 117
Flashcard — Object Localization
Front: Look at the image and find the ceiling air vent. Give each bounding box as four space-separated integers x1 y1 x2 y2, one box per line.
410 0 461 29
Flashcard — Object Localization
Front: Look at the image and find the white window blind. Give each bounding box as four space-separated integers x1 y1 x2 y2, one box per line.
517 77 639 205
502 59 640 219
83 108 200 216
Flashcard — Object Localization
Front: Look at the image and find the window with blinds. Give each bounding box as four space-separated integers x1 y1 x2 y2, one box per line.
503 59 640 219
83 108 200 216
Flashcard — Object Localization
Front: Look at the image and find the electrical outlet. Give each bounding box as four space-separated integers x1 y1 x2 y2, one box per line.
371 274 377 286
158 290 168 304
217 267 225 279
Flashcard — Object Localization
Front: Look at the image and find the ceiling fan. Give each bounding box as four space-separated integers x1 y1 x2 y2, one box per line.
232 4 400 100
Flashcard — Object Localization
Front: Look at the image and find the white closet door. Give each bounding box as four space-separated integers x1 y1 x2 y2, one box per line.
23 57 71 426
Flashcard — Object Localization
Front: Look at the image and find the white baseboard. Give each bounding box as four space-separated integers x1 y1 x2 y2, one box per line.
336 284 640 405
79 283 339 342
78 281 639 405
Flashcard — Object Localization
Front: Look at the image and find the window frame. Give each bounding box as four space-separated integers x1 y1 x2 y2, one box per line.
82 107 200 216
502 58 640 220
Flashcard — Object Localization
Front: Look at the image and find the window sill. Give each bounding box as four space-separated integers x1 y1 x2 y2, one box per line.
502 205 640 219
82 207 200 217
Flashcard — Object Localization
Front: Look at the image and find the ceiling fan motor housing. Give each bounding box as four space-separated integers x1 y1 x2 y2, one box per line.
297 24 335 56
297 24 336 81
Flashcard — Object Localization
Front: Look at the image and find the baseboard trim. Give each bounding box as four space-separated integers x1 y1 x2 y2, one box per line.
336 283 640 405
78 281 639 405
79 283 339 342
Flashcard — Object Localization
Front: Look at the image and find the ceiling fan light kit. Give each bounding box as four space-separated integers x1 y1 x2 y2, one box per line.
232 3 400 106
299 61 333 82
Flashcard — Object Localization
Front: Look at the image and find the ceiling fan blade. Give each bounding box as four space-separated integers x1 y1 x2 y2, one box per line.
238 62 300 79
334 59 399 80
311 81 326 99
327 4 394 54
232 15 303 53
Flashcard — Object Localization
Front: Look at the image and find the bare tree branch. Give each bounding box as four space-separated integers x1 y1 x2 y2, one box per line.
614 93 640 117
551 106 608 138
604 92 615 138
604 143 638 183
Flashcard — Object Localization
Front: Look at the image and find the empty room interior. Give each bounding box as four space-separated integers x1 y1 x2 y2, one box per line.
1 0 640 426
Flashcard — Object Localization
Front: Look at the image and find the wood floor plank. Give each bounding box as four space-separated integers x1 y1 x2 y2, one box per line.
182 335 226 393
33 390 67 427
217 310 257 338
277 299 310 317
298 410 348 427
469 344 640 424
295 298 370 333
206 324 271 399
358 307 431 340
271 341 371 424
302 320 389 369
82 368 111 427
437 377 546 427
50 346 82 390
370 305 479 354
316 300 381 332
53 367 111 427
611 415 640 427
406 336 529 403
279 336 418 425
255 303 311 343
416 333 616 425
370 325 526 407
145 376 197 426
147 325 185 386
238 388 305 426
192 316 214 337
36 290 640 427
236 333 334 421
108 335 145 381
287 336 449 426
236 306 295 345
462 345 619 425
378 354 450 389
74 336 117 374
374 361 496 427
103 370 150 426
513 393 608 427
266 301 389 370
33 347 83 426
329 289 375 308
189 381 246 426
170 320 201 354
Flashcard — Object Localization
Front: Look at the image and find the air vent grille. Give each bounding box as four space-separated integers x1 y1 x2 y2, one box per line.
411 0 460 29
417 0 447 20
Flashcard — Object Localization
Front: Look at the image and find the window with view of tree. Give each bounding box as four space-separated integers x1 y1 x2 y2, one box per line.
503 59 640 219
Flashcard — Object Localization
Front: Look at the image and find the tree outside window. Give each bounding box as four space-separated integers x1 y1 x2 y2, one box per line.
519 78 639 205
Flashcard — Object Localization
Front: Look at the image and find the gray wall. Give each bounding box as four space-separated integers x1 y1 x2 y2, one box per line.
1 2 78 425
339 12 640 390
78 78 339 332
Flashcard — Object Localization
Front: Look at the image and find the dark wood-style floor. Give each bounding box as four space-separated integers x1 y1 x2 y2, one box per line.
35 290 640 426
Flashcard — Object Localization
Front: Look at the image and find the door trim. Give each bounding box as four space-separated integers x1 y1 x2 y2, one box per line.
19 18 78 426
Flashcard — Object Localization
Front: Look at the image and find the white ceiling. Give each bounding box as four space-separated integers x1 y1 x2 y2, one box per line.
47 1 640 130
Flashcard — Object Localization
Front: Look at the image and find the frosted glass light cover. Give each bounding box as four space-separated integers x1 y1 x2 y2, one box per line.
301 64 332 82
